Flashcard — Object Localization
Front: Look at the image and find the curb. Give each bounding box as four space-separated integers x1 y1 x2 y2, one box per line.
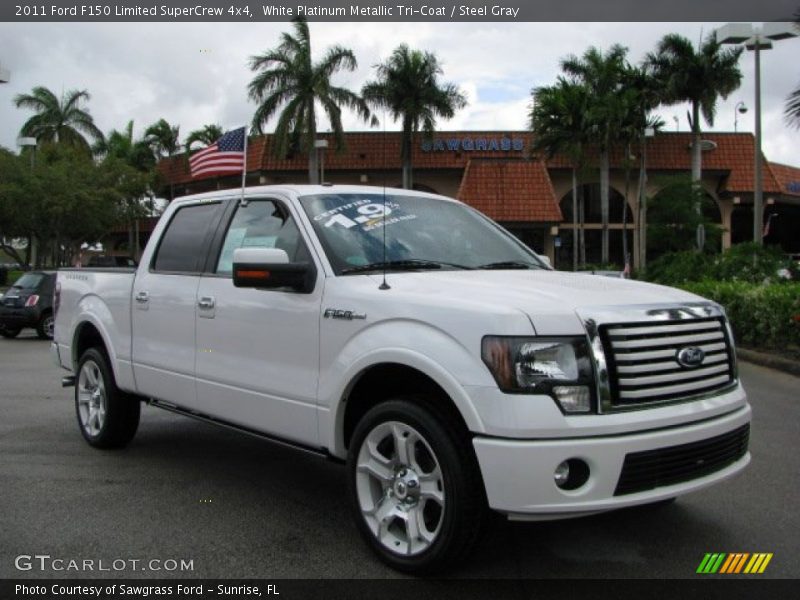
737 347 800 378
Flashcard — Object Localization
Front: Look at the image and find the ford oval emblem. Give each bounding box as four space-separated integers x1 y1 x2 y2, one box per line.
677 346 705 368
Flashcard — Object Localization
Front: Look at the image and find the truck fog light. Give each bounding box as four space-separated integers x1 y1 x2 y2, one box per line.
554 461 570 487
554 459 590 490
553 385 591 413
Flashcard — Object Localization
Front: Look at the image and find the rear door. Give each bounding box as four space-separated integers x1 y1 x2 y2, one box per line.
131 200 224 407
193 196 323 446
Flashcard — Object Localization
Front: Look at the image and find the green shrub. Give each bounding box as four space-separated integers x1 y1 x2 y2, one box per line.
645 243 798 286
679 280 800 354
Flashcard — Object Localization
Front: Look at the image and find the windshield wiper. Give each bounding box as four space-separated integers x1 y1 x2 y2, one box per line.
341 259 471 275
477 261 537 270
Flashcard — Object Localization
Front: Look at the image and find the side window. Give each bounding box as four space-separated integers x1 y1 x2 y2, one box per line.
216 200 310 275
153 203 220 273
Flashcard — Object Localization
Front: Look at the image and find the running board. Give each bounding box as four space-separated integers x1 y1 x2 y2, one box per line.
61 376 76 388
146 398 331 460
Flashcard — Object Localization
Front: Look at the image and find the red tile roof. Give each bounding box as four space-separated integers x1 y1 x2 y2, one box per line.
456 159 562 222
157 130 795 200
770 162 800 198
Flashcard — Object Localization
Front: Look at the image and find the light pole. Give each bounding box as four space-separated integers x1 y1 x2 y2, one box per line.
734 101 748 132
716 22 798 245
17 137 37 266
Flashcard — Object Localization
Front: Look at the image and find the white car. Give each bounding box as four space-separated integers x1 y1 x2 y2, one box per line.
52 185 750 573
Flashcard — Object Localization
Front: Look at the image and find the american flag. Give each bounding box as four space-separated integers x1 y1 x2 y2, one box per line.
189 127 246 178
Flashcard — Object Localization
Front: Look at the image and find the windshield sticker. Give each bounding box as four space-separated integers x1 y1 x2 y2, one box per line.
314 201 416 232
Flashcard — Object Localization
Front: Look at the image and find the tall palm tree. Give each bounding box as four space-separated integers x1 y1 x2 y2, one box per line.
561 45 630 264
94 121 155 260
94 120 155 172
645 33 743 183
362 44 467 190
530 78 591 271
785 11 800 128
145 118 181 158
14 87 104 151
185 124 224 152
247 16 374 184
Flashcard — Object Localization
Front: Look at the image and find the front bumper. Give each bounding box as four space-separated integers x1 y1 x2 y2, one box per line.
0 306 40 329
473 404 751 519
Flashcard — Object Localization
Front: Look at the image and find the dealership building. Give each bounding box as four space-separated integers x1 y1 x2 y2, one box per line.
153 130 800 268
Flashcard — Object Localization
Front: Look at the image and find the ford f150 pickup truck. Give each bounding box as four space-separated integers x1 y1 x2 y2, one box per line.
53 185 751 573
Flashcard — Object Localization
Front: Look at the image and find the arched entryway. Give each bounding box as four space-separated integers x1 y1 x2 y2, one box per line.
556 183 634 268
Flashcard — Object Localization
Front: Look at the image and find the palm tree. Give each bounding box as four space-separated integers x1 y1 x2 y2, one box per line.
247 16 374 184
645 33 743 183
185 124 224 152
94 121 155 260
530 78 591 271
785 11 800 128
561 45 630 264
14 87 104 152
362 44 467 190
94 120 155 172
145 118 181 158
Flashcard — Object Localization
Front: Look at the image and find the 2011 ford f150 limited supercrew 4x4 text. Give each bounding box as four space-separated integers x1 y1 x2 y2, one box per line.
52 185 751 573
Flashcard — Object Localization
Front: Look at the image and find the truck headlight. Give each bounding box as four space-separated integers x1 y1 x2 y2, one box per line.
481 336 595 413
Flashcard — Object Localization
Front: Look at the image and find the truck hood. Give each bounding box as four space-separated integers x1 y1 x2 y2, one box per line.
367 269 708 335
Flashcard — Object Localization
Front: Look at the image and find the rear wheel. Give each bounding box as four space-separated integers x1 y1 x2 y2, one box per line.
347 398 486 574
0 325 20 339
75 347 140 448
36 311 54 340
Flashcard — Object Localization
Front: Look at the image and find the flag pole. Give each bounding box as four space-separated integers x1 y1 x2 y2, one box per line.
240 126 248 204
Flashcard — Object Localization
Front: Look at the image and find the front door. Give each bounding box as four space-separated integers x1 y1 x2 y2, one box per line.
194 197 322 446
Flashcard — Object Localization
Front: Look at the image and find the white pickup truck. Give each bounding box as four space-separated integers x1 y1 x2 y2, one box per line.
53 185 751 573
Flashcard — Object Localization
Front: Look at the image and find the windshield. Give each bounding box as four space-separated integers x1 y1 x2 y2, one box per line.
12 273 44 289
299 193 546 275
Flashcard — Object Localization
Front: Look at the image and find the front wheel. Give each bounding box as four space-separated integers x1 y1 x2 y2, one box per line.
347 398 486 574
75 347 140 448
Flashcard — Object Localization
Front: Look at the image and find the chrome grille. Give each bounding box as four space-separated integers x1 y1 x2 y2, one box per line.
602 318 735 408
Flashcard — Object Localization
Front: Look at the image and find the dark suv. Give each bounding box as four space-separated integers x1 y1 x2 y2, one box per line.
0 271 56 340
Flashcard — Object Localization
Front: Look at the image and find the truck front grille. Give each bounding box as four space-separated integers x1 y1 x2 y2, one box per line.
614 423 750 495
601 318 735 408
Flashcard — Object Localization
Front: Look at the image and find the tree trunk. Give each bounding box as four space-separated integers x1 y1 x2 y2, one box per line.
691 101 702 186
307 102 319 184
571 167 578 272
579 185 586 268
622 143 631 270
600 145 610 265
401 117 413 189
637 133 648 271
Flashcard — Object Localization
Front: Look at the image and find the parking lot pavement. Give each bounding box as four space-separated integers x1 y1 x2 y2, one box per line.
1 332 798 579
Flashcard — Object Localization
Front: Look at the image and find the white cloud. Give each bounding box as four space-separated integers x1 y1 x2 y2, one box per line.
1 21 798 164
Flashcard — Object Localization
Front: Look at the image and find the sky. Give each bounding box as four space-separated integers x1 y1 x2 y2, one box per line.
0 21 798 165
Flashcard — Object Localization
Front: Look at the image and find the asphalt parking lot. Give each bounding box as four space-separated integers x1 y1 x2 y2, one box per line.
1 332 798 580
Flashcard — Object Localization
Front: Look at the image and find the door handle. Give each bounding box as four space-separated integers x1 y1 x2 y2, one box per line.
197 296 215 310
135 291 149 303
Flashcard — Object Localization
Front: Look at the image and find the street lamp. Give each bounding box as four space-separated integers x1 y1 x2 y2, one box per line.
734 101 748 132
716 22 799 245
17 137 37 266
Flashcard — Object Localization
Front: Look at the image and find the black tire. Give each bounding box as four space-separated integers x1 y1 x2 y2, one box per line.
36 311 54 340
0 325 21 339
75 347 140 448
347 397 487 574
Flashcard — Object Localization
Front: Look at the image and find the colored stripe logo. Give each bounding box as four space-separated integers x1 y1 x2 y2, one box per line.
697 553 773 574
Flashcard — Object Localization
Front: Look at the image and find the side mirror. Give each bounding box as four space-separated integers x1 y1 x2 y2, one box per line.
232 247 314 293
